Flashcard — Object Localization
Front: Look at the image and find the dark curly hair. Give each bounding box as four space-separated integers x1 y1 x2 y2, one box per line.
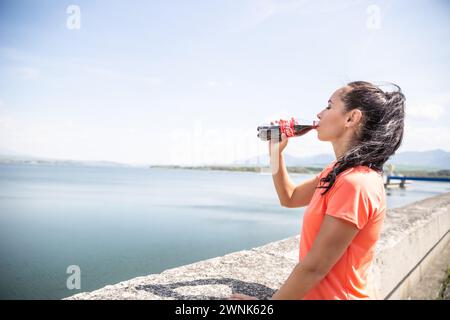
317 81 406 195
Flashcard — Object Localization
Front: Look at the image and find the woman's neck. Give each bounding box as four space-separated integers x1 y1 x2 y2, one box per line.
332 138 351 160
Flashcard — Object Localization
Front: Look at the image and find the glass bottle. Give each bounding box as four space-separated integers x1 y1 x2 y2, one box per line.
257 117 318 141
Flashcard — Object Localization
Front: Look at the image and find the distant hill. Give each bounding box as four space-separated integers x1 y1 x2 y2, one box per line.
235 149 450 170
387 149 450 170
0 153 130 168
1 149 449 170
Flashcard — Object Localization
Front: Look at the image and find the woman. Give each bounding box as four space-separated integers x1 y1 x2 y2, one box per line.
230 81 405 300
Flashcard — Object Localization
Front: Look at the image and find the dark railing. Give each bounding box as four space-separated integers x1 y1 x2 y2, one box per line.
385 175 450 188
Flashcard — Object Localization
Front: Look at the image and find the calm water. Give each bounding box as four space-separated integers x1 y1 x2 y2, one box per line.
0 164 449 299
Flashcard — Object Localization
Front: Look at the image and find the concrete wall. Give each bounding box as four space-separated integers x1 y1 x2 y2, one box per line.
67 192 450 300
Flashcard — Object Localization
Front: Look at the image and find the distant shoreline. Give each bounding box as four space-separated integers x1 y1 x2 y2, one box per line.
149 165 323 174
1 160 449 178
149 165 450 178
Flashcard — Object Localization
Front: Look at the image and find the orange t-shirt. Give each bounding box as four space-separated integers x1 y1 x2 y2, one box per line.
299 161 386 300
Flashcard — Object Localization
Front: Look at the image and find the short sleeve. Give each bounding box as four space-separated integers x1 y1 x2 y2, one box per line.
325 175 371 230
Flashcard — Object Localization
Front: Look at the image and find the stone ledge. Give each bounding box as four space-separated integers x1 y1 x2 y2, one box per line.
66 192 450 300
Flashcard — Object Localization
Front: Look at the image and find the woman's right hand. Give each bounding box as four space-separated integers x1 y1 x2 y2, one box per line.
268 120 289 157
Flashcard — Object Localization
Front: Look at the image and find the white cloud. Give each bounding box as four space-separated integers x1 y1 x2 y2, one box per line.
206 80 234 88
400 123 450 152
0 47 34 62
0 115 13 129
81 66 119 79
249 0 276 25
229 0 363 31
207 80 219 87
407 103 445 121
80 65 162 87
226 0 280 31
14 67 40 80
142 76 163 87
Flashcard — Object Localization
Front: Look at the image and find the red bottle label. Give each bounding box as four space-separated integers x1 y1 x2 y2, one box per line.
278 117 297 137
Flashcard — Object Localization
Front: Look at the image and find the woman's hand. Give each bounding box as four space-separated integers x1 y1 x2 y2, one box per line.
268 120 289 158
228 293 259 300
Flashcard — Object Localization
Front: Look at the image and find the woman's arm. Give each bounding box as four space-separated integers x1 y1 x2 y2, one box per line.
271 215 359 299
270 134 319 208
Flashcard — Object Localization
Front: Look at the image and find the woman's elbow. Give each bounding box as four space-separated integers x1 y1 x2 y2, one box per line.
281 200 303 208
280 199 293 208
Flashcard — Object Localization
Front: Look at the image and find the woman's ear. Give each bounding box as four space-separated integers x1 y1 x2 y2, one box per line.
345 109 363 128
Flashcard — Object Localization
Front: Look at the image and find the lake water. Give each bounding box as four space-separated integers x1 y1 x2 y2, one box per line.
1 164 449 299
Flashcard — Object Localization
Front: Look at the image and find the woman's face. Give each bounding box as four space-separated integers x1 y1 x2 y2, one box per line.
316 87 351 142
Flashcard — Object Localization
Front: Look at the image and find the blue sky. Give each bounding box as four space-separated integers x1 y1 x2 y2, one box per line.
0 0 449 165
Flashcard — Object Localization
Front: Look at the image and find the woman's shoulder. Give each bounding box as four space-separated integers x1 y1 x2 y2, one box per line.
343 165 382 177
338 165 384 190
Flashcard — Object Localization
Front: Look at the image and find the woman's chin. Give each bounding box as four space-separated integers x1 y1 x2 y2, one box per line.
316 132 331 142
316 132 325 141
